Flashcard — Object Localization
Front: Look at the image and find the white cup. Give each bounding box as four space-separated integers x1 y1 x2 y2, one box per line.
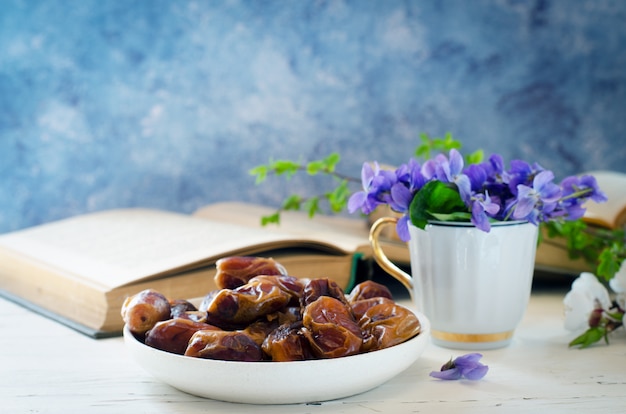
370 217 538 349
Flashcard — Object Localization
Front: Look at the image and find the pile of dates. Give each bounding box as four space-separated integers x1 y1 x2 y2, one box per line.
121 256 421 362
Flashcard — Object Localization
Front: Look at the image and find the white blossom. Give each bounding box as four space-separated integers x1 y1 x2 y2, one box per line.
608 260 626 293
563 272 611 332
608 261 626 310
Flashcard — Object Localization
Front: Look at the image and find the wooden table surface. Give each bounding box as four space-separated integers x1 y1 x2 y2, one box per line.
2 283 625 414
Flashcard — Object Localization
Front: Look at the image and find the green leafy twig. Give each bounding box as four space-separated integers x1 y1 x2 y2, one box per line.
249 133 477 225
249 153 356 224
541 220 626 282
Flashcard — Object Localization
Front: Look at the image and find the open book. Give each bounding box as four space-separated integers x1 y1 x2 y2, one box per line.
0 203 408 338
534 170 626 274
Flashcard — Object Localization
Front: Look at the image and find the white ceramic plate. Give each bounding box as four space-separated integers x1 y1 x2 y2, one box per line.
124 311 430 404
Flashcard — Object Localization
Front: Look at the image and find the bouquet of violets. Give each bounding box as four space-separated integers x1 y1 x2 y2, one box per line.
252 135 626 348
347 148 607 242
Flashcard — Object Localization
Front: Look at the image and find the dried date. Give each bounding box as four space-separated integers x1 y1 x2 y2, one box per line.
242 319 280 346
169 299 198 318
262 322 315 362
214 256 287 290
347 280 393 303
358 301 421 351
204 276 292 328
351 296 394 321
302 296 363 359
123 262 421 362
121 289 171 335
145 318 219 355
248 275 305 306
301 278 351 310
185 329 264 361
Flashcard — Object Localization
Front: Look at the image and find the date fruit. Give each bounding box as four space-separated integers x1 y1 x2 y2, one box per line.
359 301 421 351
262 322 314 362
347 280 393 303
185 329 264 361
214 256 287 290
204 276 293 328
302 296 363 359
121 289 171 335
123 263 422 362
145 318 219 355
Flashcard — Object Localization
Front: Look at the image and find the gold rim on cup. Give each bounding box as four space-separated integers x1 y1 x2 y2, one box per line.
431 330 514 343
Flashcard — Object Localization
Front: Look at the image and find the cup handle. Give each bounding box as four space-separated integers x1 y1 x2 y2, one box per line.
368 216 414 299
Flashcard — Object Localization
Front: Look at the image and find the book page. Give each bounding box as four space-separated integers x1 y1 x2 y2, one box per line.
194 202 372 252
0 209 347 289
194 202 411 263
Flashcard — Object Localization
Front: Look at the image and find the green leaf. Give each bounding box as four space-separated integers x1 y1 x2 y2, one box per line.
327 180 350 213
415 132 463 161
441 132 461 150
306 160 325 175
597 247 621 282
303 153 342 175
249 165 269 184
409 180 468 229
323 152 340 172
568 326 606 348
271 160 301 177
541 218 626 285
261 212 280 226
429 211 472 222
415 133 432 159
282 195 303 211
465 149 484 165
303 197 321 218
605 310 624 322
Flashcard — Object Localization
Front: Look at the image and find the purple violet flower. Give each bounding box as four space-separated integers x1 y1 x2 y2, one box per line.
348 147 607 240
512 170 561 223
348 162 396 215
470 192 500 232
423 149 472 203
560 175 607 204
429 353 489 381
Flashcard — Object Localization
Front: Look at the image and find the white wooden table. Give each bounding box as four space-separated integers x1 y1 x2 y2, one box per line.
2 287 625 413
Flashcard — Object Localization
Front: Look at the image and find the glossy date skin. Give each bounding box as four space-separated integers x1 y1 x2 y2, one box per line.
247 275 304 307
358 301 421 351
347 280 393 303
185 329 264 361
351 296 394 321
242 319 280 346
301 278 352 311
121 289 171 335
302 296 363 359
204 276 295 329
262 322 315 362
214 256 287 290
169 299 197 318
145 318 219 355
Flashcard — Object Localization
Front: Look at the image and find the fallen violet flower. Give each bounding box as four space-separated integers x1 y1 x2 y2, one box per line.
429 353 489 381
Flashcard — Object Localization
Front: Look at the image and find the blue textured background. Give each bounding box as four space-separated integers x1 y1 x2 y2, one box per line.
1 0 625 233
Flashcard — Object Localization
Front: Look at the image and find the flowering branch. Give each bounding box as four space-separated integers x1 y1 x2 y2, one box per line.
564 272 625 348
249 133 474 224
249 153 356 224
